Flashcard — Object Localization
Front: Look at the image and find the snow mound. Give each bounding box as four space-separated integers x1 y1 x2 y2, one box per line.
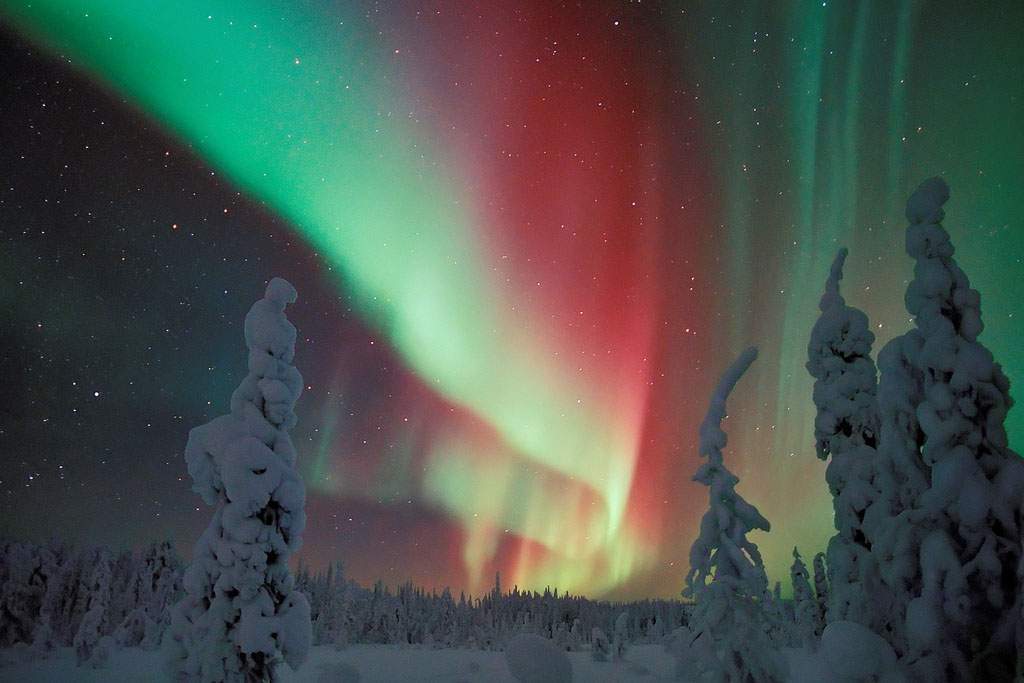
504 633 573 683
820 621 902 681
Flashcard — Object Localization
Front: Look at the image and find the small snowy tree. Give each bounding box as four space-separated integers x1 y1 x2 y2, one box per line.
789 548 817 647
108 550 140 633
142 541 182 649
74 550 112 667
114 541 181 649
30 542 66 654
681 347 783 682
165 277 311 681
590 626 610 662
567 618 582 652
0 541 47 647
868 178 1024 679
811 552 828 636
611 611 629 661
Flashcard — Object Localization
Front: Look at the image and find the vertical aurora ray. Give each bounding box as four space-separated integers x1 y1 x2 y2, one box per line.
671 0 1023 586
5 0 1021 599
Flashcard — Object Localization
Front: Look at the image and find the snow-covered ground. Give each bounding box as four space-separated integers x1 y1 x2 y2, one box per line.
0 643 676 682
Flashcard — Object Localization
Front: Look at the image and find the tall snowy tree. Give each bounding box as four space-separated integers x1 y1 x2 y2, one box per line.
867 177 1024 679
165 278 311 682
805 247 884 626
681 347 783 682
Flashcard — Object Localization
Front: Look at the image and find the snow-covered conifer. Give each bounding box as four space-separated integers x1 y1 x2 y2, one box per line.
0 541 47 647
869 178 1024 679
682 347 783 681
806 248 880 461
165 277 311 681
790 548 817 646
30 542 66 654
806 247 882 626
568 618 581 652
141 541 181 650
113 608 149 648
811 552 828 636
54 549 86 645
590 627 610 662
108 550 139 632
612 611 629 661
74 549 112 667
112 541 180 649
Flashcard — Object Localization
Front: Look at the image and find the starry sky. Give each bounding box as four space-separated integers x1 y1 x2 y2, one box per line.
1 1 1022 601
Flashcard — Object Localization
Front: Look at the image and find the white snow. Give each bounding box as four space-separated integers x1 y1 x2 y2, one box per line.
0 643 677 682
786 620 904 683
504 633 573 682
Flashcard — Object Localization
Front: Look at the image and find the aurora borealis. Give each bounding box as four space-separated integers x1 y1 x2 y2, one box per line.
2 1 1021 600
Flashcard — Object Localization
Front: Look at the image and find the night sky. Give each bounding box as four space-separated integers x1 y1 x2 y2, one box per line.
1 1 1022 601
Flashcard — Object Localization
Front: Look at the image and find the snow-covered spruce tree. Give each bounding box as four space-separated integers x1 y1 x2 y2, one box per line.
681 347 783 682
165 277 311 682
612 611 629 661
590 626 610 662
115 540 182 649
111 550 140 629
142 540 182 649
48 547 87 646
868 178 1024 680
0 541 47 647
31 543 67 654
805 247 885 627
789 548 817 647
811 552 828 636
112 549 148 648
74 549 112 667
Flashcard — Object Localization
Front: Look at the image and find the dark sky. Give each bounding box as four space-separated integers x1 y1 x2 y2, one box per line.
0 26 356 554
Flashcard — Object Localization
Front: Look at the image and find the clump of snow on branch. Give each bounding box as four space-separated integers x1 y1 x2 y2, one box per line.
165 277 311 682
